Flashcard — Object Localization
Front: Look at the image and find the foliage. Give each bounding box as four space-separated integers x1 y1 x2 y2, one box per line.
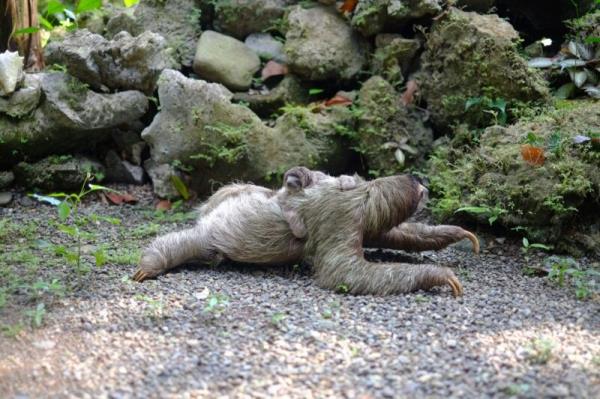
546 256 599 299
455 205 506 226
526 338 554 365
465 96 508 126
44 173 115 272
203 293 230 316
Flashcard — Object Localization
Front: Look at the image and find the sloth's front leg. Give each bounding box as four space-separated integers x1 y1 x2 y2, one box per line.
365 222 480 253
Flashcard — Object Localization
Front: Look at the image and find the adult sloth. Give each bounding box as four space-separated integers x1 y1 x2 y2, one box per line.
133 168 478 296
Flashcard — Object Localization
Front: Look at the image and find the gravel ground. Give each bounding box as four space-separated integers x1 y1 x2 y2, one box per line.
0 185 599 398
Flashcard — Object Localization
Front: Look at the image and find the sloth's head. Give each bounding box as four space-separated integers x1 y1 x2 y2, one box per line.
283 166 314 193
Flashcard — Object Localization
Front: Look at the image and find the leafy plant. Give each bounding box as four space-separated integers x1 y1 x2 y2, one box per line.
546 256 599 299
521 237 552 254
41 173 114 272
525 338 554 365
135 294 165 319
25 303 46 328
204 293 230 316
465 96 508 125
528 41 600 99
454 205 507 226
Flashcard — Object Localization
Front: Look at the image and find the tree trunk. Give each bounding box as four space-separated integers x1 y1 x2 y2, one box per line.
0 0 44 71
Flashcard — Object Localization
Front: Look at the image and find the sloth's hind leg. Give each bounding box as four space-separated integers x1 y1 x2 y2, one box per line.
133 226 219 282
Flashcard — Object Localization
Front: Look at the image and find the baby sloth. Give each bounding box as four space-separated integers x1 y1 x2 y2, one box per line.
133 167 478 297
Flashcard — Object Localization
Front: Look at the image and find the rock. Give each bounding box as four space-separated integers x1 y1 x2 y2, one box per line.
0 171 15 189
134 0 202 67
352 0 443 36
428 100 600 255
245 33 287 63
193 31 261 91
111 122 147 166
45 29 178 94
213 0 289 39
105 8 140 39
0 72 148 168
0 192 12 206
417 8 549 131
233 75 309 117
356 76 433 175
104 150 146 185
14 155 105 191
143 160 182 199
142 69 351 195
0 51 24 96
372 34 421 84
0 74 41 118
456 0 495 12
284 5 369 81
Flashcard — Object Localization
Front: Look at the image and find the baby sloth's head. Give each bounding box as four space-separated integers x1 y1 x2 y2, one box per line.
283 166 315 193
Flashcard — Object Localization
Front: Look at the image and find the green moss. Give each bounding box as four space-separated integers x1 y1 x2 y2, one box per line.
427 100 600 253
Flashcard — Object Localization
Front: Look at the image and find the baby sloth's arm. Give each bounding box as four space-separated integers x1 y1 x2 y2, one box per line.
278 167 362 239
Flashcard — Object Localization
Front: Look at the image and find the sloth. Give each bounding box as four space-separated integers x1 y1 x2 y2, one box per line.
133 167 478 296
284 173 469 296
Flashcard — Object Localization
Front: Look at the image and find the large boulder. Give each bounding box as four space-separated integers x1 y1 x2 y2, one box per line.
417 8 549 131
141 69 351 196
45 29 178 94
351 0 443 37
213 0 290 39
356 76 433 176
134 0 202 67
284 5 369 81
428 100 600 255
193 31 261 91
0 72 148 168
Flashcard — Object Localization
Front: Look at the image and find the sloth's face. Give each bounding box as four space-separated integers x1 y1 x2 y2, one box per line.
283 167 313 192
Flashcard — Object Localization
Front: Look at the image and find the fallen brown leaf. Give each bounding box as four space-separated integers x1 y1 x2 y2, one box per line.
105 192 137 205
340 0 358 13
325 94 353 107
261 60 288 81
401 80 418 106
156 199 172 211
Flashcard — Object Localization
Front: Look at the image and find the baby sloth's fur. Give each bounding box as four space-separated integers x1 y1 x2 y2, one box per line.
133 167 478 296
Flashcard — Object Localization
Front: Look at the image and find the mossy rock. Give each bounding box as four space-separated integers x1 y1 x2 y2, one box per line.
14 155 105 191
427 100 600 255
417 7 549 132
356 76 433 176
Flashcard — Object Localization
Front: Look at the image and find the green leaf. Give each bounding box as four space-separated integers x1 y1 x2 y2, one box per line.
58 224 77 236
585 36 600 44
13 27 40 35
29 194 62 206
170 175 190 200
87 183 115 192
38 15 54 30
455 206 490 214
529 243 552 250
46 0 66 15
123 0 139 7
522 237 529 247
308 88 324 95
76 0 102 13
94 248 107 266
465 97 482 110
58 201 71 222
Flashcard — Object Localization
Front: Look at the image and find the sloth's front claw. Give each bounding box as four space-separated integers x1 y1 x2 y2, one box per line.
132 268 150 282
462 230 480 254
447 275 464 297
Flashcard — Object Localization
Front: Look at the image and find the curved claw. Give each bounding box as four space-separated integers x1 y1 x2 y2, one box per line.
463 230 480 254
447 276 464 297
132 269 149 282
